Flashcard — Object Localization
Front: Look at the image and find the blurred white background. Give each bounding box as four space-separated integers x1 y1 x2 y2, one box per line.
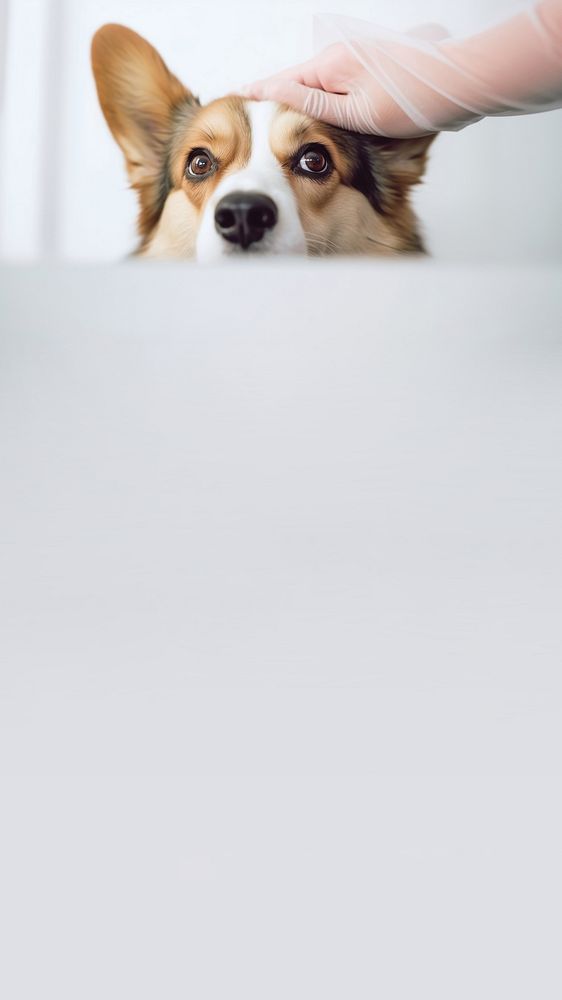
2 260 562 999
0 0 561 261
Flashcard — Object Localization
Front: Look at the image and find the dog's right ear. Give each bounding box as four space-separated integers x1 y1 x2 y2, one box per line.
92 25 199 231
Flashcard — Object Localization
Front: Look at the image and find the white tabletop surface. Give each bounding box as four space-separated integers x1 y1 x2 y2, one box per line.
1 260 561 998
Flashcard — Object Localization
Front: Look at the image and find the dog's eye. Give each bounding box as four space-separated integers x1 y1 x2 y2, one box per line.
187 149 216 178
297 146 331 176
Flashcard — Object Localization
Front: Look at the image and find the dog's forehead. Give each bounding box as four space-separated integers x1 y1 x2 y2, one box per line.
187 97 312 151
246 100 313 151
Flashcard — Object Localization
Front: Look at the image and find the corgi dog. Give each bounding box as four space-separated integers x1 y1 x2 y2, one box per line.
92 25 434 262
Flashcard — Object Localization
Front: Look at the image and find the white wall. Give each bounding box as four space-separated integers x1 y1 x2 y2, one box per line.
0 0 52 257
1 0 561 261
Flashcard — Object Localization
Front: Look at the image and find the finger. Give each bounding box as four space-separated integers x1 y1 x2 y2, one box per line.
240 78 314 105
242 77 351 128
240 60 324 100
271 58 325 89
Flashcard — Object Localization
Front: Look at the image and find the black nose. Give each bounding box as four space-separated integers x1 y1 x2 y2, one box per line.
215 192 278 250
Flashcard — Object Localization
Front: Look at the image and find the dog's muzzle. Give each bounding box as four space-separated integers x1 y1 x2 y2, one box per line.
214 191 278 250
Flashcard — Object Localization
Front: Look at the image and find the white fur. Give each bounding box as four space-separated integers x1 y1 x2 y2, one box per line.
144 191 198 259
196 101 307 263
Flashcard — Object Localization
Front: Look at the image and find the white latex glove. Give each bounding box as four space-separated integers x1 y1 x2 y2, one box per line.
243 2 562 137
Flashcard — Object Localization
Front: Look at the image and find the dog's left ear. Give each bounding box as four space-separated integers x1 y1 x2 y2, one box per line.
377 134 436 186
370 134 436 193
92 24 199 233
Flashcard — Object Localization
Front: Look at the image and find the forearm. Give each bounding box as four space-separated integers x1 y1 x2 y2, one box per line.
439 1 562 115
357 1 562 133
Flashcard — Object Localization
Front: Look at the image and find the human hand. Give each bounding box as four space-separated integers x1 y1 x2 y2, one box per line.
243 40 437 139
242 6 562 138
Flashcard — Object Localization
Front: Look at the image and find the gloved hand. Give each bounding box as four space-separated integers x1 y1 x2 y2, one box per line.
243 2 562 137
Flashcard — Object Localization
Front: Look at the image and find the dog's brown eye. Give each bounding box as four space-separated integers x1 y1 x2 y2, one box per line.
298 146 331 175
187 150 216 178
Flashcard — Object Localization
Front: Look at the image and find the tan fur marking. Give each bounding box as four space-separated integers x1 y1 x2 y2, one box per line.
171 98 252 212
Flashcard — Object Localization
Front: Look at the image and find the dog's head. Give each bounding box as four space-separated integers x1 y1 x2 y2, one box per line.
92 25 435 261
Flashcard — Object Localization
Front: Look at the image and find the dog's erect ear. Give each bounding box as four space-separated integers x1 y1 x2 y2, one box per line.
369 135 436 210
339 130 435 219
92 24 199 234
372 134 436 189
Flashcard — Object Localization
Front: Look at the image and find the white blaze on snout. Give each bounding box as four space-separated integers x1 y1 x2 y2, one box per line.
196 101 307 262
